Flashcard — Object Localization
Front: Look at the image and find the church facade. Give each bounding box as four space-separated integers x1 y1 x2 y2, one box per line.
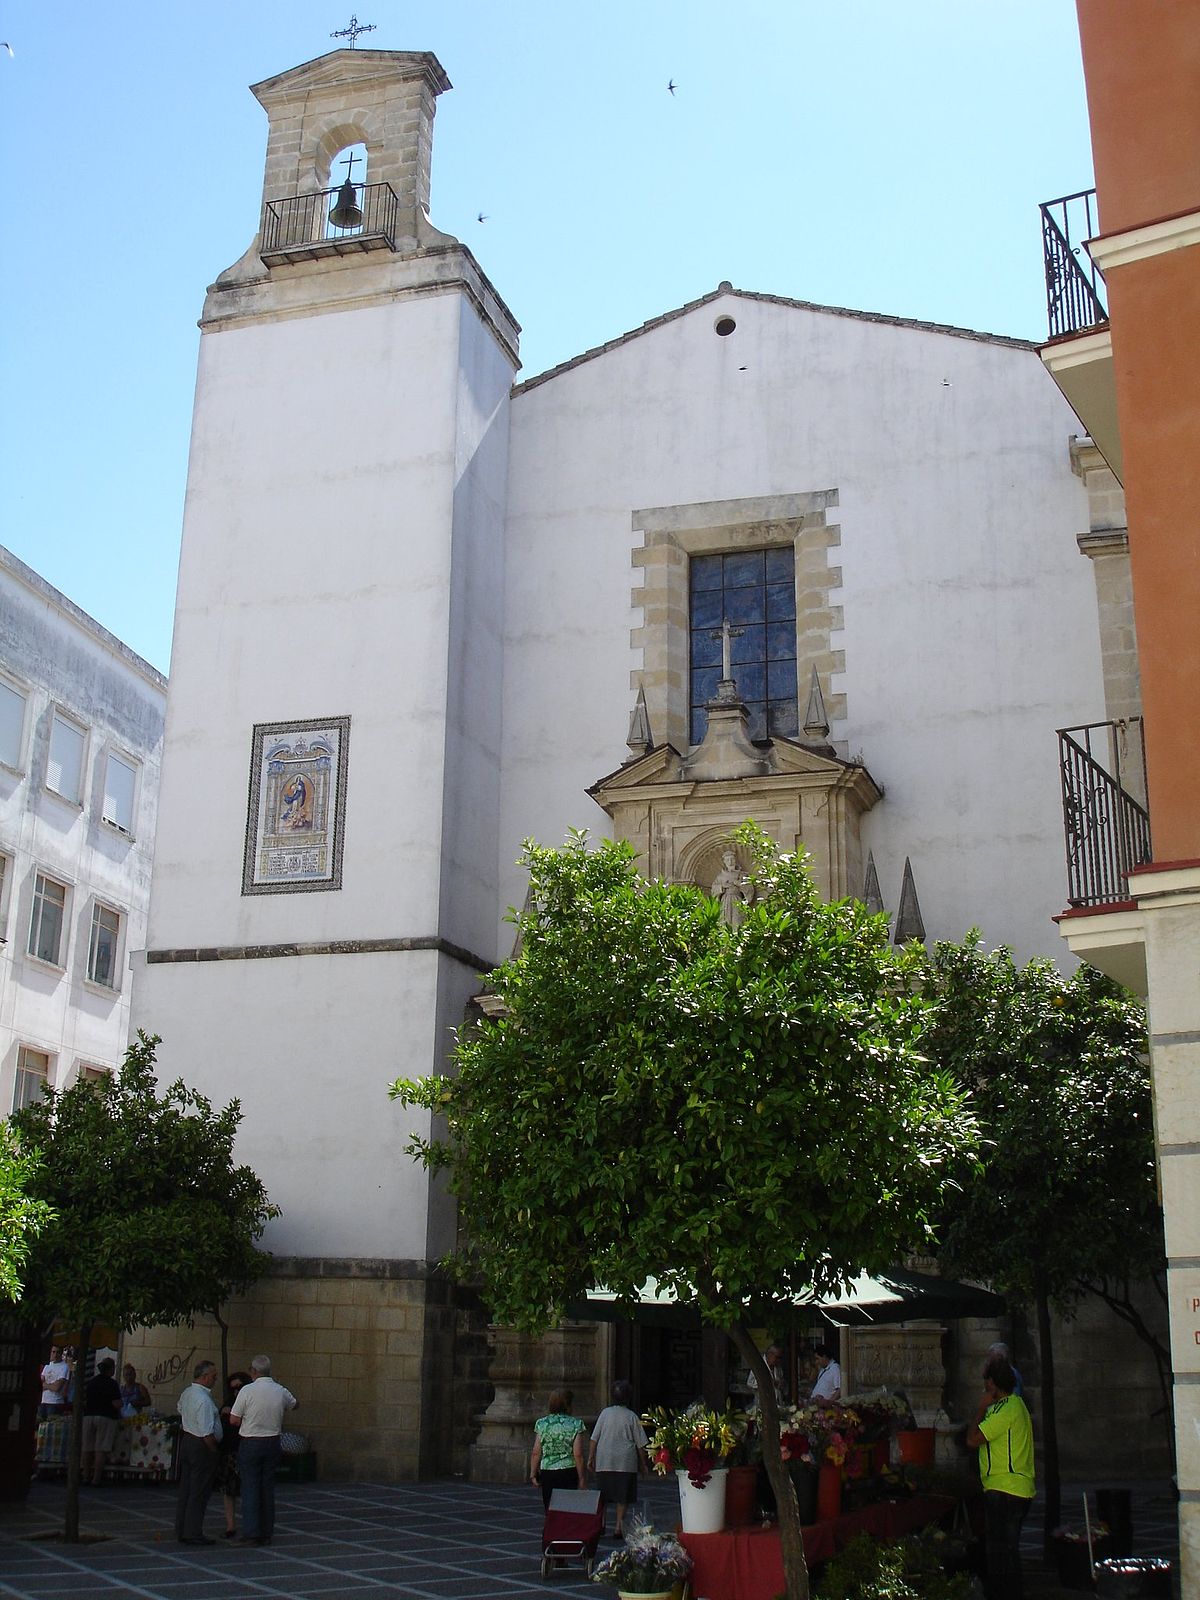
127 47 1154 1479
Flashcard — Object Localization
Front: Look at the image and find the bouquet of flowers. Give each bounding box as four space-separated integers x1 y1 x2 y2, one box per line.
843 1389 914 1441
778 1402 862 1467
778 1404 815 1464
643 1402 744 1487
592 1514 692 1595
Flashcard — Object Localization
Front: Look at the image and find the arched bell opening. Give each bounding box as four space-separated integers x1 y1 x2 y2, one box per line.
325 140 369 237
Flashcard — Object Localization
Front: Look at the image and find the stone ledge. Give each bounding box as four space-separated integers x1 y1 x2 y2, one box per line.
144 934 493 971
268 1256 442 1281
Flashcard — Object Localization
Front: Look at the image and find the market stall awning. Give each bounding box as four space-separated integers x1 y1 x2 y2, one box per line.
814 1268 1005 1326
570 1269 1003 1328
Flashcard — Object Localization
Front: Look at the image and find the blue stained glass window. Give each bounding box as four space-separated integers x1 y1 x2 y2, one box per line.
691 553 724 591
768 658 798 701
690 629 722 668
768 700 799 738
766 621 795 661
765 547 793 584
691 589 724 629
723 550 765 589
736 662 766 701
766 583 794 622
726 586 766 624
689 546 797 745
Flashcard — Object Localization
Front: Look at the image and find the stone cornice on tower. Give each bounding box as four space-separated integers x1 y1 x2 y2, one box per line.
249 48 452 107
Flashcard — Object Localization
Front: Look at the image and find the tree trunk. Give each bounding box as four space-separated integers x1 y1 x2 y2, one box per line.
728 1320 810 1600
214 1307 229 1390
64 1323 92 1543
1034 1287 1060 1560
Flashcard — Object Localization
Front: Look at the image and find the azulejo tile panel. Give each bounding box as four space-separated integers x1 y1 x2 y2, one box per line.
242 715 350 895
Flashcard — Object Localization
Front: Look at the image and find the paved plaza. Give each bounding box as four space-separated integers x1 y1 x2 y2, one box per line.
0 1476 1180 1599
0 1478 676 1600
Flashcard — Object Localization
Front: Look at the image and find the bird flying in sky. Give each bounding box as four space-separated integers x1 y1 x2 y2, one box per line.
477 212 489 223
667 79 677 95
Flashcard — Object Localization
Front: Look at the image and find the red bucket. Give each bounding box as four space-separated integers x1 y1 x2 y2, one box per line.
896 1428 934 1466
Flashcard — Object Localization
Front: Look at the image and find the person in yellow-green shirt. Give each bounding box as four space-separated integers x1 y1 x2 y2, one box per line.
966 1355 1034 1600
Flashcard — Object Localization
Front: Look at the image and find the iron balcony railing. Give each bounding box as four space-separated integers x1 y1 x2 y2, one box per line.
1058 718 1151 908
1041 189 1108 339
260 181 400 267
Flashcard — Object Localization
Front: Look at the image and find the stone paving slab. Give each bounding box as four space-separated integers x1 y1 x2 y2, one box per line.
0 1476 1180 1599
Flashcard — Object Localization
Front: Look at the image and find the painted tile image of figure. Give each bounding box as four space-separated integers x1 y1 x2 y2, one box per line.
244 719 349 895
279 772 314 830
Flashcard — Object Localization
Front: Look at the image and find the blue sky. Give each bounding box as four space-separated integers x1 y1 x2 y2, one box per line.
0 1 1093 675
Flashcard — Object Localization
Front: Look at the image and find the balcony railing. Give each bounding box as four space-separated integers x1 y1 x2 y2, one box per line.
1058 719 1151 907
261 181 400 267
1041 189 1108 339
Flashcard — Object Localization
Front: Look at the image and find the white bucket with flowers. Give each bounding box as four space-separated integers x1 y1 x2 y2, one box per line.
643 1403 743 1534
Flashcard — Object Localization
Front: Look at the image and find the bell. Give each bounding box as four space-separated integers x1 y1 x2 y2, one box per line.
328 179 363 230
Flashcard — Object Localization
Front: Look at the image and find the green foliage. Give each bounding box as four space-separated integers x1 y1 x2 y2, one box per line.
924 934 1159 1306
814 1532 971 1600
0 1122 55 1304
11 1031 278 1332
392 828 979 1334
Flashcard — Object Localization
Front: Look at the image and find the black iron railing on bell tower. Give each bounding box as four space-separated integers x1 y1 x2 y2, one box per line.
1041 189 1108 339
261 181 400 267
1058 719 1151 907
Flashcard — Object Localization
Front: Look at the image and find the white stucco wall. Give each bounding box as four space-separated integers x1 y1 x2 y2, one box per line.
501 291 1102 965
137 950 446 1258
150 296 466 952
438 299 513 964
136 287 514 1259
0 551 165 1109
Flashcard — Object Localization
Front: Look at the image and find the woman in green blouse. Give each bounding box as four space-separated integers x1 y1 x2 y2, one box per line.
530 1389 587 1509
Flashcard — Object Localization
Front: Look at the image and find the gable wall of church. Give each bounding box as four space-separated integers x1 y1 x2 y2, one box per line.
503 297 1103 966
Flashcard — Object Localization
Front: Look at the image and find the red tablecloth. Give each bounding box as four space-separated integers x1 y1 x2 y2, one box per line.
680 1495 956 1600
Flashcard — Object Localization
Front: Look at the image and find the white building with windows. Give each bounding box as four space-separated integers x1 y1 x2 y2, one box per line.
0 547 166 1113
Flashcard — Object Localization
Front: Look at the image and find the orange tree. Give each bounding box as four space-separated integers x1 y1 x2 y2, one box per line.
0 1123 54 1304
392 828 977 1600
12 1032 277 1542
924 936 1158 1555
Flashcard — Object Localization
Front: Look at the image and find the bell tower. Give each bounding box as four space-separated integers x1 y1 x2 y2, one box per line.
206 48 517 345
131 48 519 1479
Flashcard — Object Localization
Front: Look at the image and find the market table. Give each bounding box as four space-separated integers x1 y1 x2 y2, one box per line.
36 1415 178 1480
680 1494 956 1600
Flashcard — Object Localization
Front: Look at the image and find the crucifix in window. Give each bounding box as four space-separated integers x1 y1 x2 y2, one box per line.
709 619 745 686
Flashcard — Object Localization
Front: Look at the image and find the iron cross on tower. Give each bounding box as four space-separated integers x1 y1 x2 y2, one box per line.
331 14 376 47
710 619 744 682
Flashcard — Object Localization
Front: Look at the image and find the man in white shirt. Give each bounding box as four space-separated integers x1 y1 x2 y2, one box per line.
39 1345 71 1420
175 1359 222 1544
811 1342 842 1404
747 1343 788 1411
230 1354 298 1546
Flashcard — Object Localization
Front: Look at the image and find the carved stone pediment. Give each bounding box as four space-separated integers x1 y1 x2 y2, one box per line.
589 722 882 903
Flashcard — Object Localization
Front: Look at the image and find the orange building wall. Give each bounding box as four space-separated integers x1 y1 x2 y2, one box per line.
1075 0 1200 864
1106 248 1200 861
1077 0 1200 233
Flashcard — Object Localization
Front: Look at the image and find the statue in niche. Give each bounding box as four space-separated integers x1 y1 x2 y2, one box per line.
710 847 751 928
